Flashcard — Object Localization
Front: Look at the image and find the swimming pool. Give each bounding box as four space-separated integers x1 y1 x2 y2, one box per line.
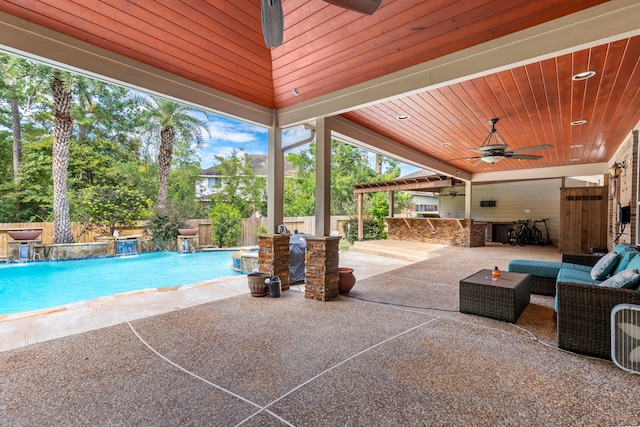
0 251 242 314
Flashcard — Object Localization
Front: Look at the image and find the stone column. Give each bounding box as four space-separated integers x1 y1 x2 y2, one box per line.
258 233 290 290
304 236 340 301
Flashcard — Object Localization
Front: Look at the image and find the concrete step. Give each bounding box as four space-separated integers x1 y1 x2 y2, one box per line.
349 240 447 262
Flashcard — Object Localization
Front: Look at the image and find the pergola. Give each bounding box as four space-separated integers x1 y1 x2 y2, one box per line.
354 174 464 240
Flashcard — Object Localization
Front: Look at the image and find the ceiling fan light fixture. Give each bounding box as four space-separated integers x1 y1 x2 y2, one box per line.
572 71 596 81
323 0 382 15
481 155 505 164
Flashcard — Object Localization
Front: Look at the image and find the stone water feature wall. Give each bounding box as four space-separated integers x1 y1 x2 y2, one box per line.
41 242 108 261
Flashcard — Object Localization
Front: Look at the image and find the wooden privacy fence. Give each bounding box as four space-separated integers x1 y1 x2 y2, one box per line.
0 216 351 258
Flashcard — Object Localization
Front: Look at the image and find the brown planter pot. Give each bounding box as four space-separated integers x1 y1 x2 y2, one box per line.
338 267 356 294
178 228 199 236
8 230 42 240
247 272 270 297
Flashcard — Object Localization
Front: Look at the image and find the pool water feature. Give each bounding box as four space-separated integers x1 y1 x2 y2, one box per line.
0 251 242 314
115 240 137 256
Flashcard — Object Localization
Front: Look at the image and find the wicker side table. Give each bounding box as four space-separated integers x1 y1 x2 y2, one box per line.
460 269 531 323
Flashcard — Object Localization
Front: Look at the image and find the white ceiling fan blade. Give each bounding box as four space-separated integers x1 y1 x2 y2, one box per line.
262 0 284 48
508 144 553 154
323 0 382 15
506 154 543 160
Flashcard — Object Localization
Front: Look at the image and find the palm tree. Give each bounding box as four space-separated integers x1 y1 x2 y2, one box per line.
138 96 208 214
49 69 75 243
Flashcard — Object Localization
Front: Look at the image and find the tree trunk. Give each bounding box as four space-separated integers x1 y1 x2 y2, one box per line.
9 94 21 180
50 72 74 244
156 126 174 215
375 154 382 174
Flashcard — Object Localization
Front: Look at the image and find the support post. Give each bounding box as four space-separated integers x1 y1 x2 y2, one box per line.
464 181 472 219
388 190 395 217
315 117 331 236
357 192 364 241
267 110 284 233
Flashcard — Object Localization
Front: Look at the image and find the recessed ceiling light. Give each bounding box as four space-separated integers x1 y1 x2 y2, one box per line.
441 142 451 147
570 144 583 148
570 158 581 162
291 88 299 96
572 71 596 81
396 115 409 120
571 120 587 125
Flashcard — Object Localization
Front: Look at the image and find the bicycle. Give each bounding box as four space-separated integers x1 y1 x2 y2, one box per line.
506 220 528 246
535 218 552 245
516 219 533 246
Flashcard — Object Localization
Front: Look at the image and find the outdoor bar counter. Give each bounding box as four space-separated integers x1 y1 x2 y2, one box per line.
384 217 488 247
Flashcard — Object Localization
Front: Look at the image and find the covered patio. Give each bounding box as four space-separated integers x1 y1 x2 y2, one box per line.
2 2 640 425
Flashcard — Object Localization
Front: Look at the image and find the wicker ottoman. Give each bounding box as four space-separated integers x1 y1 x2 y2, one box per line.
460 269 531 323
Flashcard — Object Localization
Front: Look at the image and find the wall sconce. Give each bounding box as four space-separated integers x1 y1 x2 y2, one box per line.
609 161 626 178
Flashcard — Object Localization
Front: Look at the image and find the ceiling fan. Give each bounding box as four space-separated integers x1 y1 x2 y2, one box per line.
262 0 382 48
442 186 465 198
459 118 553 167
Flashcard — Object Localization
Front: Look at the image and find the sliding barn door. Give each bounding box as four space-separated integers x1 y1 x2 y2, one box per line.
559 186 608 253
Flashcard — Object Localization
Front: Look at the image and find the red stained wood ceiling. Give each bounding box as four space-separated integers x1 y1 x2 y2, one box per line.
2 0 639 173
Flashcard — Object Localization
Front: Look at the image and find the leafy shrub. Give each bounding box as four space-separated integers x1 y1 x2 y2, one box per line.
209 203 242 247
147 209 185 250
343 217 386 242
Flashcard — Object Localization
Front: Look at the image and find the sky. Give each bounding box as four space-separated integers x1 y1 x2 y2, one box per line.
199 115 420 176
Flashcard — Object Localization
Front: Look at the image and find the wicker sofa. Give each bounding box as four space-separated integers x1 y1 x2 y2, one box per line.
507 253 603 296
557 280 640 359
509 246 640 360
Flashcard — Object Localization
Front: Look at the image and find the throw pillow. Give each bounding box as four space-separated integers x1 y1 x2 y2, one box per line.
599 268 640 289
590 251 619 281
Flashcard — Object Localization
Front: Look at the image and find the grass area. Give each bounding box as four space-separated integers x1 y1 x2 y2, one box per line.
339 241 353 251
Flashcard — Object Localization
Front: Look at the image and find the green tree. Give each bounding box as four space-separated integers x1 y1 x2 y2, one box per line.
137 96 209 214
168 162 208 218
211 149 265 218
209 203 242 247
284 146 316 216
77 185 151 235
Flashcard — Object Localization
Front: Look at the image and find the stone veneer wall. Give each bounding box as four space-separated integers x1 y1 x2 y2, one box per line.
258 234 290 290
385 218 486 247
304 236 340 301
40 242 108 261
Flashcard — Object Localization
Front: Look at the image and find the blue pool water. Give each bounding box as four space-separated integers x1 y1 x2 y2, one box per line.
0 251 242 314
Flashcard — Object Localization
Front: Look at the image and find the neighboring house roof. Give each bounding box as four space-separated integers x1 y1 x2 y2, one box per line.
398 169 435 180
200 153 296 178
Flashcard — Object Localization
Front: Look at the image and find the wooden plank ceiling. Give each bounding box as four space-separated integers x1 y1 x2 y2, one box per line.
1 0 639 174
343 36 640 173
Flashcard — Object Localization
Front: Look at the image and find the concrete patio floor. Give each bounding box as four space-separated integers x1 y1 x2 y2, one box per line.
3 242 639 426
0 247 413 352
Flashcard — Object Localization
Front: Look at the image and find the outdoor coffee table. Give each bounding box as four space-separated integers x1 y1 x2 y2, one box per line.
459 269 531 323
